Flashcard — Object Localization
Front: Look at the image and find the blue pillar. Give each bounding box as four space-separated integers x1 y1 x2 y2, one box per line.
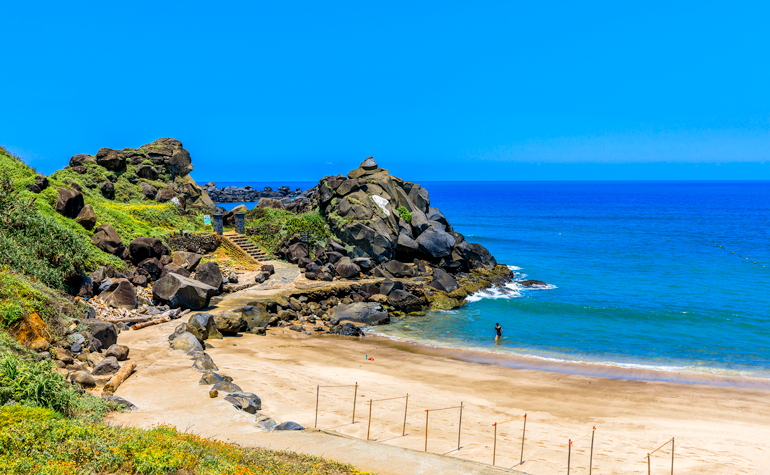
212 212 224 235
235 212 245 235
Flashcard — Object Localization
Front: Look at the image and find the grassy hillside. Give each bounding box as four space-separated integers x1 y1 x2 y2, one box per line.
0 146 203 269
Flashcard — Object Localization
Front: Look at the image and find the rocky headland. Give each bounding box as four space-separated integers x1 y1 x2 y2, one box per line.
1 138 526 443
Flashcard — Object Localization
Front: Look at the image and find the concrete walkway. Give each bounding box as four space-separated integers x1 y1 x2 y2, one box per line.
237 429 531 475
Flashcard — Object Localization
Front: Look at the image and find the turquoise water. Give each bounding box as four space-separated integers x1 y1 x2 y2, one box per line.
216 181 770 380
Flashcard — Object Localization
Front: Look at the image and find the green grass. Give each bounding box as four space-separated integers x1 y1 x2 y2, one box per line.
0 271 87 337
0 406 373 475
396 206 412 224
246 208 331 256
0 146 207 288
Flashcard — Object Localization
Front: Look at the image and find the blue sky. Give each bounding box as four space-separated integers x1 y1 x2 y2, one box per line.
2 1 769 181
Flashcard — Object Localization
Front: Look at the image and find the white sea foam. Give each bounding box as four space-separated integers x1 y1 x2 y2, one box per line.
465 265 557 302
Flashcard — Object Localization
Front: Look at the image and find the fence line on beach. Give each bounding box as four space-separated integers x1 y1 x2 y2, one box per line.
311 382 678 474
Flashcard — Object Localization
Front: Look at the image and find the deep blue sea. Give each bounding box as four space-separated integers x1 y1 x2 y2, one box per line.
213 181 770 380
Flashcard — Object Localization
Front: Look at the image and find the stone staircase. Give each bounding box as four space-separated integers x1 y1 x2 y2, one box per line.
221 232 269 264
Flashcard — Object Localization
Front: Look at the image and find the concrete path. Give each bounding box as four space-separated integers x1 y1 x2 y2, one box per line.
238 429 530 475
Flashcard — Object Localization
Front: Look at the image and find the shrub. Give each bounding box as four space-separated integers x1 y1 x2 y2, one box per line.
0 406 373 475
397 206 412 224
246 208 331 255
0 179 118 289
0 271 87 338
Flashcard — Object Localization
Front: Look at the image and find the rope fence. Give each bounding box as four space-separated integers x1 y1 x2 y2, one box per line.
492 413 527 466
645 437 674 475
568 426 597 475
424 403 464 453
314 382 358 428
366 394 409 440
309 383 689 473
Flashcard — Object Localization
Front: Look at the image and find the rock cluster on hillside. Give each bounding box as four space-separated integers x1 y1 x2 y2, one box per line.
316 157 496 271
63 137 217 213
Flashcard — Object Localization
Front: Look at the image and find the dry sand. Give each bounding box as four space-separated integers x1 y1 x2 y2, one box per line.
110 320 770 475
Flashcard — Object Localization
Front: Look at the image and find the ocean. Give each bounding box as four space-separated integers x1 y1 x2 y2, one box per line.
213 181 770 381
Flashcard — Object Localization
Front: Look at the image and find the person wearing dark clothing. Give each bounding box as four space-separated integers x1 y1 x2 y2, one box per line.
495 323 502 340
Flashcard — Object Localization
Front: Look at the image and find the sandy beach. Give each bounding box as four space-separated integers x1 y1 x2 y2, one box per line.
110 320 770 475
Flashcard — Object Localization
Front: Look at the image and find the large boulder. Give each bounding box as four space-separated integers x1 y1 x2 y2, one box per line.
91 224 125 257
274 422 305 431
333 323 365 337
92 356 120 376
100 181 115 200
415 226 455 259
383 260 416 278
136 164 158 180
75 204 97 230
54 188 84 219
137 258 163 281
224 392 262 414
194 261 223 291
129 237 170 265
100 278 138 309
95 148 126 171
70 371 96 388
141 182 158 200
334 257 360 279
153 273 218 310
286 242 308 263
188 313 223 340
69 154 95 167
79 319 118 349
387 290 424 313
430 268 460 292
331 302 389 325
213 313 246 334
172 251 203 271
169 331 204 354
241 305 271 330
105 344 130 361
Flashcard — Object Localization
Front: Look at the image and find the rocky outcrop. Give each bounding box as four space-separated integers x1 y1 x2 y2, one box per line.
69 138 217 213
315 157 497 273
330 302 389 325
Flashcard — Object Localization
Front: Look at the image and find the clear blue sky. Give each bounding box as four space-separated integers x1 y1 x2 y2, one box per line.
2 1 769 181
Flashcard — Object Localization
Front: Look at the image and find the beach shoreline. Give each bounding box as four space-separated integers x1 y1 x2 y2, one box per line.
361 332 770 389
110 322 770 474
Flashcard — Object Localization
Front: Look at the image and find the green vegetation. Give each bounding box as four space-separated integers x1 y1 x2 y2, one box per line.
0 146 205 289
396 206 412 224
0 271 86 337
246 208 331 256
0 406 372 475
0 178 121 290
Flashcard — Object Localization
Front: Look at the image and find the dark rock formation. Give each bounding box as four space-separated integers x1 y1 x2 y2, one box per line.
224 392 262 413
129 237 170 265
194 261 223 291
55 188 84 219
75 204 97 230
100 278 138 309
153 273 218 309
80 319 118 349
91 224 125 257
188 313 224 340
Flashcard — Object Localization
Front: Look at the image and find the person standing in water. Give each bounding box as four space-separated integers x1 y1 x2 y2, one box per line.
495 322 502 340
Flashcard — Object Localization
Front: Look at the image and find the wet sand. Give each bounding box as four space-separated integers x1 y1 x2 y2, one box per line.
110 322 770 475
